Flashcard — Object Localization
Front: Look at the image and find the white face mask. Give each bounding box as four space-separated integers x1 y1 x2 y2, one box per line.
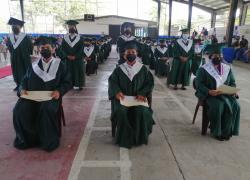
182 34 189 40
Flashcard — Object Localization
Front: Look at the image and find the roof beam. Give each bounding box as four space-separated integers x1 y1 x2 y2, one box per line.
153 0 214 13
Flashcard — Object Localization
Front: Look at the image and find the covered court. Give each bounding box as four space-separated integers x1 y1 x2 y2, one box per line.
0 0 250 180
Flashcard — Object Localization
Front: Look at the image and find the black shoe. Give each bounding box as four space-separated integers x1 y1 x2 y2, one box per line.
78 87 83 91
215 136 225 141
173 86 178 90
181 87 187 90
13 86 18 91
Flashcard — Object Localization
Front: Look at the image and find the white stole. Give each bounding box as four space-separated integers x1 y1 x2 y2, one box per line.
64 34 80 48
202 62 231 88
156 46 168 55
9 33 26 49
32 57 61 82
119 61 143 81
177 38 193 53
84 46 95 57
120 35 136 42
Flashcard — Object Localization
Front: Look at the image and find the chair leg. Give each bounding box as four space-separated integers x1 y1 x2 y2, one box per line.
111 121 116 137
201 105 209 135
192 103 200 124
61 105 66 126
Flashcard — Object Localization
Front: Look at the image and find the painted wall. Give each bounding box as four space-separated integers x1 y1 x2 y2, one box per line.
77 16 151 35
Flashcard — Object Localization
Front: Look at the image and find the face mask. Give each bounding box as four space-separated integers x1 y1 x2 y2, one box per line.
212 57 221 65
12 26 20 34
125 29 131 35
182 34 189 40
41 49 52 59
69 28 76 34
160 44 166 48
126 54 136 62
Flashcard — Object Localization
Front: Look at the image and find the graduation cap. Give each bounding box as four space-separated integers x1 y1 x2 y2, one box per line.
35 36 57 46
8 17 25 27
65 20 79 25
84 38 92 42
122 22 134 28
179 28 190 33
203 43 224 54
159 39 166 43
124 41 138 51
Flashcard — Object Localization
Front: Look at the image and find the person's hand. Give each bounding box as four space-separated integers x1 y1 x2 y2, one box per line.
135 95 147 102
180 56 188 63
161 57 168 61
67 55 75 61
209 90 222 96
233 93 239 99
116 92 124 101
51 90 60 100
21 90 28 95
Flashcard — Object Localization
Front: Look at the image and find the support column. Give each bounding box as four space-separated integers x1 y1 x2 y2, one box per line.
168 0 173 36
239 4 248 25
187 0 193 31
19 0 24 21
157 0 161 37
211 11 216 28
226 0 239 47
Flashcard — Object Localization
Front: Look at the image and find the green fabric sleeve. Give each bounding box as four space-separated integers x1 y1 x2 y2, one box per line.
137 68 154 97
108 68 122 100
195 68 210 100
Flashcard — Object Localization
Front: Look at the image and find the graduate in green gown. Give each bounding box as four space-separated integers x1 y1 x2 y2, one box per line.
13 36 72 152
154 39 170 77
191 39 205 76
83 38 98 75
168 28 194 90
141 37 152 65
7 17 33 90
117 22 136 57
61 20 84 90
108 42 155 149
195 44 240 141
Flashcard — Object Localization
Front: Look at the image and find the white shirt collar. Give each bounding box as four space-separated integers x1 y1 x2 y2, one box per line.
42 58 53 72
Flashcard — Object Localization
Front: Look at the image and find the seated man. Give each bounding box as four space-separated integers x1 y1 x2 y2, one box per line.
108 42 154 149
13 36 72 152
195 45 240 141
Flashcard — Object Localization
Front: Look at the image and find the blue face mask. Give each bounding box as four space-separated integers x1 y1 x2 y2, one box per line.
182 34 189 40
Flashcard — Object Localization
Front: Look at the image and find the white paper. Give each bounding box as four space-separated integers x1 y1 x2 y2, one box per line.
120 96 149 107
21 91 53 102
217 85 240 95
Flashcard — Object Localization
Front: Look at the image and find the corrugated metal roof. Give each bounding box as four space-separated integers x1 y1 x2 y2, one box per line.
158 0 250 12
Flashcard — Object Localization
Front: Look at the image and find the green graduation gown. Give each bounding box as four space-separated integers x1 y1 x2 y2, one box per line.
13 57 72 151
117 35 136 54
84 45 97 75
141 43 151 65
108 62 155 148
61 34 85 87
167 39 194 86
195 63 240 137
154 46 170 77
191 45 205 75
7 33 33 87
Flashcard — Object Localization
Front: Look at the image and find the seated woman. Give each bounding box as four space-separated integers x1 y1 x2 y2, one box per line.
13 36 72 152
84 38 97 76
154 39 170 77
195 44 240 141
108 42 155 149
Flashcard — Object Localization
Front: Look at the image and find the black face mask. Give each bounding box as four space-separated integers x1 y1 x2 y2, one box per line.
125 30 131 35
69 28 76 34
12 27 20 34
41 49 52 59
212 57 221 65
126 54 136 62
160 45 166 48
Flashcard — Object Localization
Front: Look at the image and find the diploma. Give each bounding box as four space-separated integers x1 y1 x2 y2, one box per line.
21 91 53 102
217 85 240 95
120 96 149 107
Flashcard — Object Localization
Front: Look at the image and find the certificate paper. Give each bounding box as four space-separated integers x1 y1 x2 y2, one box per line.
217 85 240 95
120 96 149 107
21 91 53 102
